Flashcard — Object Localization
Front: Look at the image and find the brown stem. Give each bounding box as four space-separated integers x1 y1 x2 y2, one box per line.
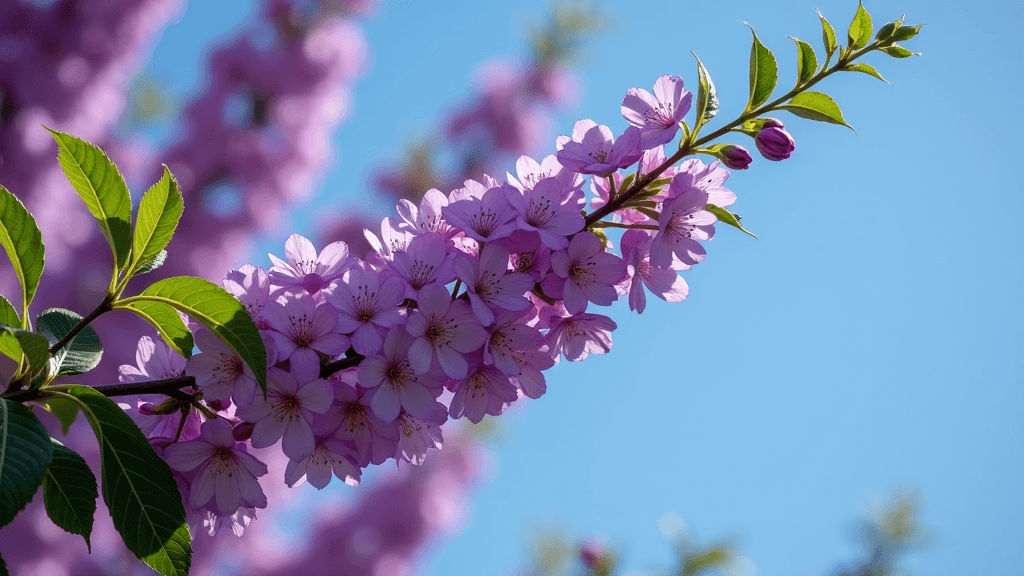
2 375 196 403
49 296 114 355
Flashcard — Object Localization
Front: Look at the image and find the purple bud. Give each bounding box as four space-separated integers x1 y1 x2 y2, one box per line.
755 125 796 161
719 145 752 170
233 421 255 441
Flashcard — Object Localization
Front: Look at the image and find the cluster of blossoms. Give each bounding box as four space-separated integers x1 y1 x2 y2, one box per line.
111 73 794 535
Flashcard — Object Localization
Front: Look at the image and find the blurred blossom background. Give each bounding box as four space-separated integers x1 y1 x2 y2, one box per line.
0 0 1021 575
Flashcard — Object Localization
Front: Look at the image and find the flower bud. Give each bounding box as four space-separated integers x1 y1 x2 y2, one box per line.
755 122 795 161
718 144 752 170
233 421 255 441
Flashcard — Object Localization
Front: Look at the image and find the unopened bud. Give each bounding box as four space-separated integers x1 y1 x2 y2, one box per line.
233 421 255 442
718 145 752 170
140 398 182 416
755 122 796 161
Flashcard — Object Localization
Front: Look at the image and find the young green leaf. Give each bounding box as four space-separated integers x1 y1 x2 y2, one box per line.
745 26 778 112
115 300 194 359
0 398 54 527
845 62 890 83
847 2 873 50
0 331 19 365
134 249 168 276
0 187 45 324
47 130 133 273
0 296 17 329
881 45 915 58
129 166 183 281
117 276 266 393
790 37 818 86
2 327 50 376
817 9 838 57
780 91 854 130
875 18 901 42
705 204 757 239
50 385 191 576
42 439 98 550
37 308 103 376
891 23 922 42
690 51 719 130
43 397 79 435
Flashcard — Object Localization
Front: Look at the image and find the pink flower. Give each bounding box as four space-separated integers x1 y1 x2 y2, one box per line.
620 229 689 314
550 231 628 314
263 288 350 382
186 329 260 409
504 177 584 250
448 364 519 423
543 312 617 362
499 230 552 282
223 264 272 328
236 367 335 461
673 157 737 208
163 419 268 517
508 349 554 399
269 234 350 294
284 437 361 489
406 284 489 379
358 328 443 422
314 380 399 467
395 412 444 466
388 232 456 299
484 310 543 377
650 178 716 268
325 261 406 356
365 216 414 260
455 243 533 325
508 153 584 207
555 119 642 176
621 75 693 149
441 183 518 243
396 188 459 238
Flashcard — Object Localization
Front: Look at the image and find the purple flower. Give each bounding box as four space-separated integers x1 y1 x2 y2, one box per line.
508 349 555 399
358 328 443 422
325 261 406 356
388 232 457 299
504 177 584 250
543 312 617 362
755 119 796 161
509 154 584 207
621 75 693 149
163 419 268 517
550 231 628 314
441 183 518 243
283 436 361 489
268 234 350 294
365 216 415 260
396 188 458 238
119 335 200 441
650 177 717 269
236 367 335 461
484 310 543 377
448 364 519 423
498 230 552 282
314 380 399 467
223 264 272 327
620 229 689 314
556 119 642 176
673 157 737 207
395 412 444 466
455 243 534 325
186 329 260 409
263 289 350 382
406 284 489 379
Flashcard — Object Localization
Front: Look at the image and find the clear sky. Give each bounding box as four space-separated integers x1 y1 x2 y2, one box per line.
143 1 1024 574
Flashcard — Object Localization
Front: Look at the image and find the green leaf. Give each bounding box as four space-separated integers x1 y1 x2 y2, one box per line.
37 308 103 376
690 51 719 129
1 327 50 376
0 296 18 328
135 249 168 276
130 166 183 279
875 18 901 42
0 330 19 365
115 300 193 359
43 397 79 435
817 9 838 57
847 2 873 50
745 26 778 112
705 204 757 239
780 91 854 130
47 130 133 273
845 62 889 83
790 37 818 86
52 385 190 576
0 187 45 324
118 277 266 394
891 23 922 42
42 439 98 550
0 398 54 527
881 45 915 58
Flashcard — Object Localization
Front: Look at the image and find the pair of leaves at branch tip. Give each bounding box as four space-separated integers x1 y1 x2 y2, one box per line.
115 276 267 395
48 129 132 275
780 91 854 131
706 203 757 239
847 2 873 50
37 308 103 377
818 9 838 57
745 26 778 113
49 385 191 576
0 186 44 324
691 51 718 131
43 438 98 551
0 398 53 528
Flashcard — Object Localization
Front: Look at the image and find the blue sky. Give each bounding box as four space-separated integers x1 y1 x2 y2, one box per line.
143 1 1023 574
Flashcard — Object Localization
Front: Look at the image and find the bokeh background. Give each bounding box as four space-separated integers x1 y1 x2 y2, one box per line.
3 0 1022 574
